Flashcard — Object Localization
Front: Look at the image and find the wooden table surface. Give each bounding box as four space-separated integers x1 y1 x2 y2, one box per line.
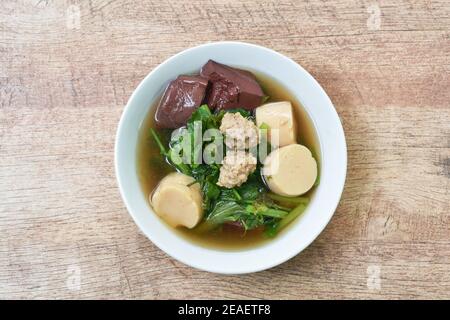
1 0 449 300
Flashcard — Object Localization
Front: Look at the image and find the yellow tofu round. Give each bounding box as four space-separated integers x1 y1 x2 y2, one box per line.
256 101 297 147
263 144 317 196
150 172 203 228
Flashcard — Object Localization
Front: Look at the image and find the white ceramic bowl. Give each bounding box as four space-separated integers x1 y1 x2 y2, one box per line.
115 41 347 274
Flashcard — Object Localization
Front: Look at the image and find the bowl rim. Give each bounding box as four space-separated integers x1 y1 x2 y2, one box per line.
115 41 347 274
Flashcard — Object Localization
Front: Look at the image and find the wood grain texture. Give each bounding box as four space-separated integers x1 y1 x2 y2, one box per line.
0 0 449 299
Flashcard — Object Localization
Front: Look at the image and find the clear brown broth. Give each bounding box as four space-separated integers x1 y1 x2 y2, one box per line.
137 72 321 251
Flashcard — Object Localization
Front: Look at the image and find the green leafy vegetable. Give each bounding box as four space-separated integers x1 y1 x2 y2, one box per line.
232 189 242 201
264 203 307 237
189 104 222 130
237 182 260 201
196 184 290 233
163 105 225 211
150 128 190 175
195 201 247 233
259 122 270 130
151 103 313 238
150 128 167 155
267 193 309 206
245 203 289 218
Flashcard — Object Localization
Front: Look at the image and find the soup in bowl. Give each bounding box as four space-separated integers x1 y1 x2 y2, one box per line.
115 42 346 274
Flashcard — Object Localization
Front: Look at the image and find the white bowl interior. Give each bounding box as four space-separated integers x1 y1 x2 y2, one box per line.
115 42 347 274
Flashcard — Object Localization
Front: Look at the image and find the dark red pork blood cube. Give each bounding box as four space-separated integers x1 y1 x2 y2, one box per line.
154 75 208 128
223 221 245 233
200 60 264 111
